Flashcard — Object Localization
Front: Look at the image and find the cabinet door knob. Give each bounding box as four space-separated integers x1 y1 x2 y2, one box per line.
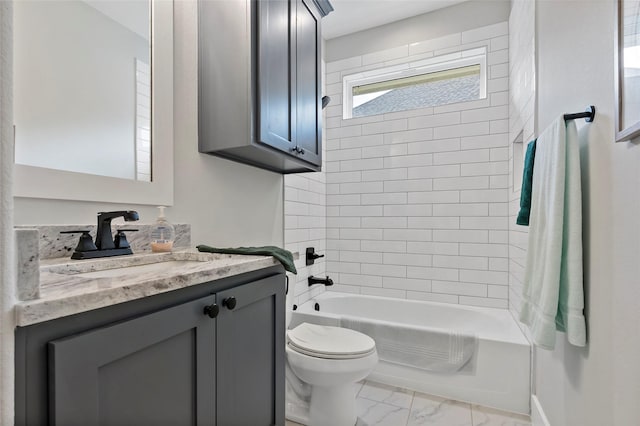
203 303 220 318
222 297 237 310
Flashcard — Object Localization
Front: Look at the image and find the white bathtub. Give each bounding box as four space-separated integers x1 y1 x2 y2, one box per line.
290 292 531 414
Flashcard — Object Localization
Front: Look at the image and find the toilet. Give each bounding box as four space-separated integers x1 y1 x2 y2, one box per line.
285 291 378 426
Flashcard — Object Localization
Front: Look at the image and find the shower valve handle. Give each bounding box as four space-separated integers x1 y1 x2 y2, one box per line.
306 247 325 266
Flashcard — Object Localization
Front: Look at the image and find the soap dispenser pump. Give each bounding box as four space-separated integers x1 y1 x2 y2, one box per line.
150 206 175 253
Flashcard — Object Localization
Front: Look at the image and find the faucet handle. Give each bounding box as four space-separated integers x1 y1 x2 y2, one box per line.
60 230 97 253
114 229 138 249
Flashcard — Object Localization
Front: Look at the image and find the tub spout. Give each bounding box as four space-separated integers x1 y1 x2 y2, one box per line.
308 275 333 287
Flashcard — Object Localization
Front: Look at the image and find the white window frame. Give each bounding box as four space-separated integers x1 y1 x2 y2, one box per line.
342 46 488 120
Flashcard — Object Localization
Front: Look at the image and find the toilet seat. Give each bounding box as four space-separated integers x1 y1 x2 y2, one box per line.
287 323 376 360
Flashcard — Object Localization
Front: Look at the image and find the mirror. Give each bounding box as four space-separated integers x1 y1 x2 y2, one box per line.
615 0 640 142
13 0 173 205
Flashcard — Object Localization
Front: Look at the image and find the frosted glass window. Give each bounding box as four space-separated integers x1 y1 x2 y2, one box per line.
352 65 481 118
343 47 487 119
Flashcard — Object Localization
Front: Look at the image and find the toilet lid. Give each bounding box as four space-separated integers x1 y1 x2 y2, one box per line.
287 323 375 359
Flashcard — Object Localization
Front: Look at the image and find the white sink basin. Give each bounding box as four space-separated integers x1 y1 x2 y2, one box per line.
68 260 206 279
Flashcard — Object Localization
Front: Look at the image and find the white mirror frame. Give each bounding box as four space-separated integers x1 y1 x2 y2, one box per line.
14 0 174 206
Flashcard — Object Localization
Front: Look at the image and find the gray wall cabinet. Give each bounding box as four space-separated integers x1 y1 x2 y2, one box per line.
198 0 330 174
294 0 323 167
15 266 286 426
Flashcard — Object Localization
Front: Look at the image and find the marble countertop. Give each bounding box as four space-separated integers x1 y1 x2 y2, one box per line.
15 250 289 327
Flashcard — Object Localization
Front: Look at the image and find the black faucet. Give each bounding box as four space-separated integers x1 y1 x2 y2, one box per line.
96 211 139 250
308 275 333 287
62 211 140 260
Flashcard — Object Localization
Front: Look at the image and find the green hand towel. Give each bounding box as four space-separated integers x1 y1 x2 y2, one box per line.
516 139 537 226
196 245 297 274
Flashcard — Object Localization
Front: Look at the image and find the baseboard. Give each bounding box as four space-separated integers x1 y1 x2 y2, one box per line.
531 395 551 426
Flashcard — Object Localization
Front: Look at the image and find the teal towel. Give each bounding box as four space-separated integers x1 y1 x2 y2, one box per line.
196 245 297 274
516 139 537 226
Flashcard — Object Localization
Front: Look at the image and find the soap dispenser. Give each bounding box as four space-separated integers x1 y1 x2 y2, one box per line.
150 206 175 253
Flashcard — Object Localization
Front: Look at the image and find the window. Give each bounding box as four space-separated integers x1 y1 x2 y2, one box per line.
342 47 487 119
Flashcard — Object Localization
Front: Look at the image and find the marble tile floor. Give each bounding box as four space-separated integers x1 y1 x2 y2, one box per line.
285 380 531 426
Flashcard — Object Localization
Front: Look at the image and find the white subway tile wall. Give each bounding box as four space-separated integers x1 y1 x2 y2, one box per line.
508 2 535 318
135 59 151 182
324 22 510 308
285 168 328 306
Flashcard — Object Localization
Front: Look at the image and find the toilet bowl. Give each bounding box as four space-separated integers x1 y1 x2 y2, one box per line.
285 322 378 426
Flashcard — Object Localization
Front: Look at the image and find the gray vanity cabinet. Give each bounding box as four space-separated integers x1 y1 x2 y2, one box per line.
216 279 285 426
198 0 330 174
15 267 285 426
49 295 217 426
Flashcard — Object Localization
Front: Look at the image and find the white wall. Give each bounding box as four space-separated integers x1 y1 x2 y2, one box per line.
326 0 510 62
13 1 284 249
324 22 512 307
14 1 148 180
514 0 640 424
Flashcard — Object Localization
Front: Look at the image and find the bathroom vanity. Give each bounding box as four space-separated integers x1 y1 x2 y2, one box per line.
14 253 286 426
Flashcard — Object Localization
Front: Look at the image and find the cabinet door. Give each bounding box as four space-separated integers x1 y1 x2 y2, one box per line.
294 0 323 166
216 275 285 426
48 295 217 426
257 0 297 156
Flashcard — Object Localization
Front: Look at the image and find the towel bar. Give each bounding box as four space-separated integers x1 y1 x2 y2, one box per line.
563 106 596 122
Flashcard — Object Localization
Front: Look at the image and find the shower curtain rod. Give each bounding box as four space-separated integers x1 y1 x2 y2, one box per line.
563 106 596 122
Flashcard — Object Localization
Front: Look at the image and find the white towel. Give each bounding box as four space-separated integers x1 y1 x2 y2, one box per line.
341 316 477 373
519 117 587 349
